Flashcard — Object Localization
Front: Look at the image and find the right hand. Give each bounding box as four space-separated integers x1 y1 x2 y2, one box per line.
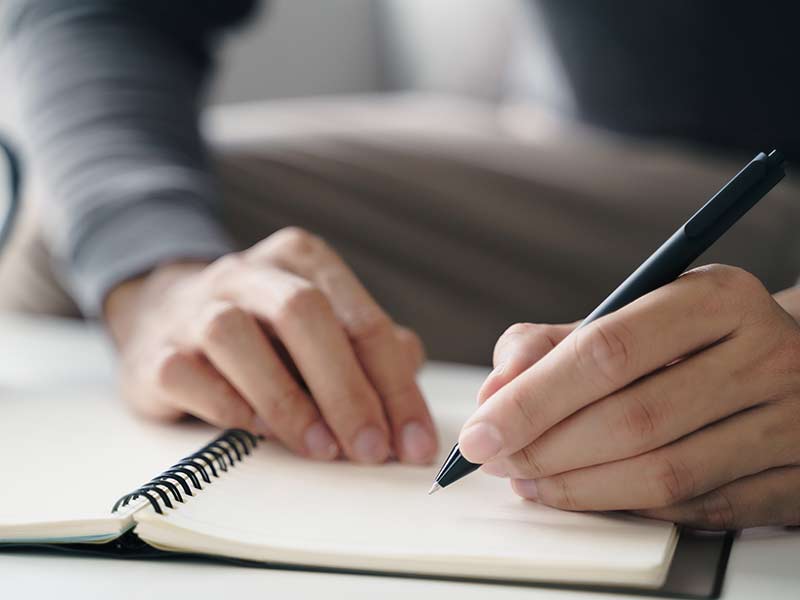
104 227 437 465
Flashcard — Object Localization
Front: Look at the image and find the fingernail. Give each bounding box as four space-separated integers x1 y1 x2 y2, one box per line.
401 421 435 464
459 422 504 463
304 421 339 461
251 415 272 436
352 425 389 463
481 460 508 478
512 479 539 500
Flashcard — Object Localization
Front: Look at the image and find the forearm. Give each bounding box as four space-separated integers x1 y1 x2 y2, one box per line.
1 0 243 315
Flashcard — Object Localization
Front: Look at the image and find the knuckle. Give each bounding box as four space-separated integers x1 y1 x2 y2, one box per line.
268 226 322 257
201 303 249 346
207 253 245 282
646 453 696 506
275 284 328 324
263 386 309 424
380 379 422 406
509 386 539 432
698 490 737 530
495 323 538 362
546 475 579 511
617 394 660 450
494 322 565 368
697 264 771 324
501 322 539 340
346 308 393 346
153 348 191 390
573 320 633 388
517 443 548 478
704 264 766 299
397 326 423 352
397 327 426 369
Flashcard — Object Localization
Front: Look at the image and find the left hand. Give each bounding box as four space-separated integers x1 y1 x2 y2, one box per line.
461 264 800 529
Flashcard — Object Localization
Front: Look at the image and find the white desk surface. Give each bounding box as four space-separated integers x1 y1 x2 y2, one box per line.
1 314 798 599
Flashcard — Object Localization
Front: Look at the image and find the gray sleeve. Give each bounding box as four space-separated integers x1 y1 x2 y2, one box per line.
1 0 240 316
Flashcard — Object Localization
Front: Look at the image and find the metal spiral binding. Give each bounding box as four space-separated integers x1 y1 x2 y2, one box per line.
112 429 260 515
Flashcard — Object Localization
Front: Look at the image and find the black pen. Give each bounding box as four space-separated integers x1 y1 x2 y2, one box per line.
429 149 787 495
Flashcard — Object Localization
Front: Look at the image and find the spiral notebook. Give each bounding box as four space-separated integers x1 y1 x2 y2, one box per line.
0 370 727 596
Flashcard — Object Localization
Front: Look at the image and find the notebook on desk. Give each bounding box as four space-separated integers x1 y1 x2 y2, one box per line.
0 369 730 597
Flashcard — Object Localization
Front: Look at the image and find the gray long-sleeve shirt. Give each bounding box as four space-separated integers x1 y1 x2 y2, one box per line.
3 1 797 315
1 0 257 315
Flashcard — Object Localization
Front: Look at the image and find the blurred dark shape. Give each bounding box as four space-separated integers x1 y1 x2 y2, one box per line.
0 137 20 253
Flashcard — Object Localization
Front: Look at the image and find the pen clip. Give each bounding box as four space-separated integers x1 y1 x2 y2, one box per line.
684 153 769 239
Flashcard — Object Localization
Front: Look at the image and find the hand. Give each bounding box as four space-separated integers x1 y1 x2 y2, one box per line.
105 227 437 465
461 264 800 529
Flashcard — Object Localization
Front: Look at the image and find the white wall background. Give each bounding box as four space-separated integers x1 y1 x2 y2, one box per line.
379 0 521 100
211 0 531 105
211 0 382 104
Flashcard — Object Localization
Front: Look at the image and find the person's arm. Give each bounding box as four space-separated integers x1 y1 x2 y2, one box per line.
1 0 245 315
1 0 439 465
464 270 800 529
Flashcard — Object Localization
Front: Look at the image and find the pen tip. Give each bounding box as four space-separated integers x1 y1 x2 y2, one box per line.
428 483 441 496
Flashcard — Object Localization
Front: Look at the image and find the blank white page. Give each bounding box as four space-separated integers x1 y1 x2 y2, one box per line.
0 385 215 539
134 366 677 587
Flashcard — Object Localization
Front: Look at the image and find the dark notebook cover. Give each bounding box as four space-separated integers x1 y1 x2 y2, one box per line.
2 528 734 599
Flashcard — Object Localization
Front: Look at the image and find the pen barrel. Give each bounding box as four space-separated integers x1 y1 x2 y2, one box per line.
579 229 700 328
580 153 785 329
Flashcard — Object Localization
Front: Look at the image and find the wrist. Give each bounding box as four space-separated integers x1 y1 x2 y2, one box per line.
103 260 209 346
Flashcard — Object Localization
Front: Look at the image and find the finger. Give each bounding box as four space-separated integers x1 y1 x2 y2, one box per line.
150 347 254 430
502 328 773 479
195 302 339 461
459 265 759 464
635 466 800 529
478 323 575 405
254 228 437 464
481 459 512 478
223 264 392 464
513 403 794 511
345 313 437 464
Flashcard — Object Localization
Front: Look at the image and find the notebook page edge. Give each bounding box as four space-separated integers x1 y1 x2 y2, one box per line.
131 512 676 588
0 513 133 544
